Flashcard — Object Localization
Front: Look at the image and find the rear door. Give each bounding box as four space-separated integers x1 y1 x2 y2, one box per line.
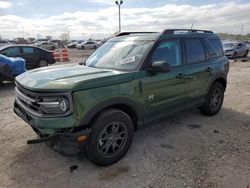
181 38 217 100
20 47 39 69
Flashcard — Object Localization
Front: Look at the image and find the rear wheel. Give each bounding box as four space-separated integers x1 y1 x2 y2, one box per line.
86 109 134 166
200 82 224 116
81 46 85 50
38 59 48 67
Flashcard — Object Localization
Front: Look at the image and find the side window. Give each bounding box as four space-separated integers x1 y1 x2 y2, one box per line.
208 39 224 57
2 47 19 56
185 39 206 63
23 47 34 54
151 40 182 67
205 40 217 58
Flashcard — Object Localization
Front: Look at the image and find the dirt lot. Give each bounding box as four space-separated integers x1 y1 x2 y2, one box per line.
0 51 250 188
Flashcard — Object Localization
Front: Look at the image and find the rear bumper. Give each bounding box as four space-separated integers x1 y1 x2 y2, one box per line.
14 100 91 155
49 58 56 65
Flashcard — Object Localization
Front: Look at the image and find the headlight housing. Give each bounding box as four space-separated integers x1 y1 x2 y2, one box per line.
38 96 70 115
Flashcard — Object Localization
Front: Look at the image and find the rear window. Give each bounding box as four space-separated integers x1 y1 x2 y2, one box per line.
185 39 206 63
207 39 224 57
23 47 34 54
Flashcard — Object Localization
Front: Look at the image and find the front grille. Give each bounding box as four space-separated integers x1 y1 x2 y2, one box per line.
15 84 42 116
15 82 73 117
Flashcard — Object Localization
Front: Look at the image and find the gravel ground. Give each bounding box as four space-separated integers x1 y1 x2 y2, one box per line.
0 51 250 188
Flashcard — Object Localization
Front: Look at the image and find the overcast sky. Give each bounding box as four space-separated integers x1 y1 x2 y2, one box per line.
0 0 249 39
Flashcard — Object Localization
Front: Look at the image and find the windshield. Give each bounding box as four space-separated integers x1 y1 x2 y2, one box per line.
223 43 235 48
85 37 154 71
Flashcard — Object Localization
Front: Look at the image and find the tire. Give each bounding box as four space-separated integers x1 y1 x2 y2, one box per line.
38 59 48 67
243 50 249 57
86 109 134 166
81 46 85 50
200 82 224 116
93 46 97 49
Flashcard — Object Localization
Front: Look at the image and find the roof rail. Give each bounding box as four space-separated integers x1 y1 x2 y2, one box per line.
163 29 213 34
117 32 158 36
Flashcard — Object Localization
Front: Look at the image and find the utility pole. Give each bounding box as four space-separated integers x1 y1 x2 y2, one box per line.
190 23 194 29
115 0 123 33
241 24 244 35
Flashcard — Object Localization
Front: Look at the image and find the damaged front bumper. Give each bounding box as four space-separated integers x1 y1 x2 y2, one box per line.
14 100 91 156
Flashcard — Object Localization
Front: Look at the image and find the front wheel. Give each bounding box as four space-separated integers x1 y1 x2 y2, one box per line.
86 109 134 166
200 82 224 116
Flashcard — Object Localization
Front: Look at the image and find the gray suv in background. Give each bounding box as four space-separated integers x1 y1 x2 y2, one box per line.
223 42 249 58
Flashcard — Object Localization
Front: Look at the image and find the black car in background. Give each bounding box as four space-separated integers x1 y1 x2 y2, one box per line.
0 45 55 69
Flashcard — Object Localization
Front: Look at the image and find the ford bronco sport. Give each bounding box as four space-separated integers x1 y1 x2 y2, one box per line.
14 29 229 166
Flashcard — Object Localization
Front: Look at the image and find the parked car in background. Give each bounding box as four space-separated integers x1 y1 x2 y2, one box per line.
223 41 249 58
0 45 55 69
49 40 62 47
76 41 98 50
0 54 26 82
67 41 82 48
34 41 58 50
0 40 13 47
31 39 49 44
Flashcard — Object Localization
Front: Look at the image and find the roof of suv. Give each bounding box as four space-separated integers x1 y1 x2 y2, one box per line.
114 29 218 42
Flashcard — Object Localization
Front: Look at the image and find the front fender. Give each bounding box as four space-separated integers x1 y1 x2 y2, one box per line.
78 97 143 126
72 81 143 127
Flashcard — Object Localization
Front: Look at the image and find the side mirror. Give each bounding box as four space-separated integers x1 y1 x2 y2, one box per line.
149 60 171 73
79 59 86 65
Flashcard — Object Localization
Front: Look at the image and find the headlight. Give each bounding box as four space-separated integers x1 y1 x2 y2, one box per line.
38 96 70 115
59 98 69 112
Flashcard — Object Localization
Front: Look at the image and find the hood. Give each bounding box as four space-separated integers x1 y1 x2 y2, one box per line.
223 47 234 51
16 64 134 92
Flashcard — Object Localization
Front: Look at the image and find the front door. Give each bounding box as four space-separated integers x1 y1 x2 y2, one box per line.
1 46 21 58
20 47 38 69
142 39 193 120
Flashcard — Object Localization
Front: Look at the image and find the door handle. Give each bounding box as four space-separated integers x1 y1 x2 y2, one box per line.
184 75 195 79
176 74 194 79
176 73 184 79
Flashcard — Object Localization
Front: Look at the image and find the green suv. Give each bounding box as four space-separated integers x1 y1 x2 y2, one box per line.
14 29 229 166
